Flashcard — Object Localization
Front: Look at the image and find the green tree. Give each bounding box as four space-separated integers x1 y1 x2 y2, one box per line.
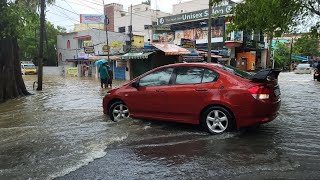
228 0 301 66
293 33 319 57
296 0 320 16
0 0 56 102
274 42 290 69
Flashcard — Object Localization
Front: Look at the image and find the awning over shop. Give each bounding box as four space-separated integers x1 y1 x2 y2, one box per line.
89 55 121 61
152 43 190 55
209 54 223 58
121 52 154 60
73 35 91 40
66 58 91 62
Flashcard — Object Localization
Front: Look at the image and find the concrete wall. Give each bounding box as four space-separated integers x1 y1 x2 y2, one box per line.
43 66 61 76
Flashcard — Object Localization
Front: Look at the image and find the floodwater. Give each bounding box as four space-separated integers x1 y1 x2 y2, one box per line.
0 73 320 179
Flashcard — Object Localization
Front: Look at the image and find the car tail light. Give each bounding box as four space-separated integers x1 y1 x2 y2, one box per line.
248 86 270 100
315 71 319 75
306 68 310 70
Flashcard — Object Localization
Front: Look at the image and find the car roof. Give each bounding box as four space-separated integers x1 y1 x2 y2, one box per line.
159 62 221 69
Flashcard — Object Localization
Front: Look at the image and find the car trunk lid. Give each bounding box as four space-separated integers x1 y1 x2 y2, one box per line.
249 69 281 101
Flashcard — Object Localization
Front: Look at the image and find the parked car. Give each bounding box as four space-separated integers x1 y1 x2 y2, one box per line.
294 63 312 74
21 61 37 75
103 63 281 134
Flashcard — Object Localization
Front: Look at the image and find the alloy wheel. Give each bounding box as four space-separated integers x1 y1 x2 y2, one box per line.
206 110 229 134
112 104 130 121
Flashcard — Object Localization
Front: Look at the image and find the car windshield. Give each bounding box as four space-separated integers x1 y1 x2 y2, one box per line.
216 64 254 79
24 65 36 69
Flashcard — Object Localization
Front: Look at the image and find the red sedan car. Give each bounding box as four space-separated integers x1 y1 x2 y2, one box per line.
103 63 281 134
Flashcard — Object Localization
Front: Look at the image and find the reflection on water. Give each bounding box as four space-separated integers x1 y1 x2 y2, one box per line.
1 72 320 179
0 75 128 179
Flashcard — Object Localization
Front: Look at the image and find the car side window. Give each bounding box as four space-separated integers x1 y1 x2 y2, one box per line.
175 67 204 85
139 67 174 87
202 69 219 83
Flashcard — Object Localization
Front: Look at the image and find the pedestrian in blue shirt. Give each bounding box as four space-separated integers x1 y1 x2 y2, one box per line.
99 63 109 88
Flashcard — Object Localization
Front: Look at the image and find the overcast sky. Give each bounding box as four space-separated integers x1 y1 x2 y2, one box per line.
46 0 184 31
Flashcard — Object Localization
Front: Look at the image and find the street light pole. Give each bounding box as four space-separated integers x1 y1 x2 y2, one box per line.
102 0 110 61
37 0 45 91
207 0 213 63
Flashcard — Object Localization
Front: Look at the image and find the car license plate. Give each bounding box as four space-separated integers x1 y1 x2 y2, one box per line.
315 74 319 77
274 88 281 96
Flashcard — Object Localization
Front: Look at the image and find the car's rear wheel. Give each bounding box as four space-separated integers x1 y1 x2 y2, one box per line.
201 106 234 134
109 101 130 122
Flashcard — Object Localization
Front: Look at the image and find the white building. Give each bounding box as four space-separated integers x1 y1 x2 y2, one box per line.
104 3 170 43
57 29 130 79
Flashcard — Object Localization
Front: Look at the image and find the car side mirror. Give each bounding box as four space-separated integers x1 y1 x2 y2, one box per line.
131 81 140 88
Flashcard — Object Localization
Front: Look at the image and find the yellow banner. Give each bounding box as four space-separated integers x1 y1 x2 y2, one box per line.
83 40 93 47
67 68 78 76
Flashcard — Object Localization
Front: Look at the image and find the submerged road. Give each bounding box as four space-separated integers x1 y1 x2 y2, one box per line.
0 73 319 179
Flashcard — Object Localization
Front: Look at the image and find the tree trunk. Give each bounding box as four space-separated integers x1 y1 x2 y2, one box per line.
0 37 31 103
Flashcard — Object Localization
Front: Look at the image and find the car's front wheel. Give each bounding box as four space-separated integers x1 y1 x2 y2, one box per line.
201 106 234 134
109 101 130 122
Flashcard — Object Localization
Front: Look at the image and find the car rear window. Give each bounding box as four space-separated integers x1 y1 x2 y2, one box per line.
297 64 310 68
216 64 254 79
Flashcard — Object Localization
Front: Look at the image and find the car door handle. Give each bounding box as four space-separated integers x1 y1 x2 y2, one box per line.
156 89 165 92
195 88 208 92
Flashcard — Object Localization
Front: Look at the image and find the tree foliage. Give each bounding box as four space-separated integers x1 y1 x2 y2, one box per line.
296 0 320 16
274 42 290 68
229 0 300 35
1 0 64 66
227 0 301 66
293 33 319 57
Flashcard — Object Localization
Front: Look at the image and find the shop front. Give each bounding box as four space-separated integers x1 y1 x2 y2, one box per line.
155 3 235 61
235 40 266 71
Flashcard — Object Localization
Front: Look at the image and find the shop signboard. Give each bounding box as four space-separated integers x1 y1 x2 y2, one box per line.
174 27 224 45
102 45 109 53
181 38 196 48
116 60 127 68
80 14 105 24
152 31 175 43
83 40 95 54
158 4 235 25
78 52 89 59
245 40 265 50
182 56 204 61
144 25 171 31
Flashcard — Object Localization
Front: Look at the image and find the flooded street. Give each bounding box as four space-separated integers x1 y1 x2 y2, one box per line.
1 73 320 179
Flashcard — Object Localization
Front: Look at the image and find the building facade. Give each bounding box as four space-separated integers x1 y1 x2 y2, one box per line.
57 29 130 79
157 0 268 70
104 3 170 43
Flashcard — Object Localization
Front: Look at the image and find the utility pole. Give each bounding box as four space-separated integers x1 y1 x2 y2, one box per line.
103 0 110 61
207 0 213 63
289 38 293 72
37 0 45 91
130 4 132 50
